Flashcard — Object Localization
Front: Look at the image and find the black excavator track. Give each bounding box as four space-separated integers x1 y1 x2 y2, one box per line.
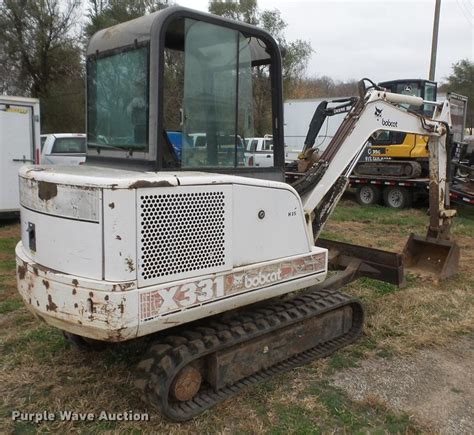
134 289 364 421
353 160 423 179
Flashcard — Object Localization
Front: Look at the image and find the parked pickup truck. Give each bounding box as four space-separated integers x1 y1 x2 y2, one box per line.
41 133 86 165
245 136 273 167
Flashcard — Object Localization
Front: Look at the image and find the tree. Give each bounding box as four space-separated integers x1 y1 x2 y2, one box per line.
85 0 173 38
0 0 80 97
442 59 473 133
0 0 84 132
208 0 258 25
209 0 312 134
258 8 312 93
291 76 358 99
209 0 313 97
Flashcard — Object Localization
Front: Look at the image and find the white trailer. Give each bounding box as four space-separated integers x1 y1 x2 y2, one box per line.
284 98 346 163
0 96 41 216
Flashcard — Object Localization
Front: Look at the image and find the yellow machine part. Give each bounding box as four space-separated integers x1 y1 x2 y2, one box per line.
368 134 429 159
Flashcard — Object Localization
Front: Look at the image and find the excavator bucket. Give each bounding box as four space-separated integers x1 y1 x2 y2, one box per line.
402 234 460 280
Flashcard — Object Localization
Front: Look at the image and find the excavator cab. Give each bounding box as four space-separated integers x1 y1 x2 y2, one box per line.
86 7 285 181
378 79 437 116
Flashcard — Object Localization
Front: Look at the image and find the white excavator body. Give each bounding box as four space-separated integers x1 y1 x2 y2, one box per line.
15 88 452 342
16 168 327 341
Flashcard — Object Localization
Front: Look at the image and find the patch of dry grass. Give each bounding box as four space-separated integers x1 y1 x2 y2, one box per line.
348 274 474 355
321 197 474 356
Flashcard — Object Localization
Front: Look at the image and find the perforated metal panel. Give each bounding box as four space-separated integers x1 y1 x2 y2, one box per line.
137 185 232 286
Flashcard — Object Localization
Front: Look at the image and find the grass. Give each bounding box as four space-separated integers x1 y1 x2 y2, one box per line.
0 196 472 432
328 195 474 238
0 298 23 314
3 325 67 361
0 236 18 252
307 382 416 433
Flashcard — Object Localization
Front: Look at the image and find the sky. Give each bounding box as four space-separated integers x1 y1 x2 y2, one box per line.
175 0 473 83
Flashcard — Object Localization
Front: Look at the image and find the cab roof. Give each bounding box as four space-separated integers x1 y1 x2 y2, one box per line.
86 5 276 64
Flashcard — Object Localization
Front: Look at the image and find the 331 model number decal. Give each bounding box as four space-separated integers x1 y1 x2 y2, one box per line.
157 278 223 312
140 252 326 321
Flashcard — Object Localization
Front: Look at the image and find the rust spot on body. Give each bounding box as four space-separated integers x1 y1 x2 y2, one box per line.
108 202 115 209
72 288 77 295
38 181 58 201
89 292 94 297
42 279 49 289
103 25 119 40
128 180 173 189
116 235 122 240
74 303 78 308
46 295 57 312
33 267 38 276
107 327 125 342
72 279 79 286
120 282 135 291
125 257 135 272
18 265 26 280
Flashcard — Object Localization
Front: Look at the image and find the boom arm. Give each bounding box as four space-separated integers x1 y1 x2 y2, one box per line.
302 98 358 153
294 88 452 240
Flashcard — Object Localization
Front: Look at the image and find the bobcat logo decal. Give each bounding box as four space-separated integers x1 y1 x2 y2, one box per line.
374 107 383 118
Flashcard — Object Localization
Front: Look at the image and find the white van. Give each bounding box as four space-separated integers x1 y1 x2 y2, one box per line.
0 96 41 216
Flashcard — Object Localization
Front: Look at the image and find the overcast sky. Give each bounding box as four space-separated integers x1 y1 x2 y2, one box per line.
175 0 473 83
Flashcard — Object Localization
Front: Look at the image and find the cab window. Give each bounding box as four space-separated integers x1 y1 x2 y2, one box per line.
87 46 149 153
262 139 273 151
51 137 86 154
423 82 437 116
370 130 406 145
161 18 274 169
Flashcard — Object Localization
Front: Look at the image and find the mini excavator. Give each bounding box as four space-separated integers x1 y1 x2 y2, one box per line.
16 7 459 421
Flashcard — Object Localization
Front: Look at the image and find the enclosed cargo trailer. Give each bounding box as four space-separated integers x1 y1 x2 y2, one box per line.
0 96 41 217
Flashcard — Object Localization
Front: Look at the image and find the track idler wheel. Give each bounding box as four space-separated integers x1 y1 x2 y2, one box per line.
170 364 202 402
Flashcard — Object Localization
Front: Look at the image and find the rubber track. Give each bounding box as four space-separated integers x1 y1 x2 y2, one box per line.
353 161 423 179
135 289 364 421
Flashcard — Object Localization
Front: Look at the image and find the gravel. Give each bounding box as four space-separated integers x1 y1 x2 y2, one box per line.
330 336 474 434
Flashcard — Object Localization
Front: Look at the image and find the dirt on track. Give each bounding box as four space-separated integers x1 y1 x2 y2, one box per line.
330 335 474 434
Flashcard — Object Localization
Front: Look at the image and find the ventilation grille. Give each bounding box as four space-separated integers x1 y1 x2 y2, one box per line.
139 189 229 283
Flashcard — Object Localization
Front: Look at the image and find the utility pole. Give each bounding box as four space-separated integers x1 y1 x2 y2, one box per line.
429 0 441 81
